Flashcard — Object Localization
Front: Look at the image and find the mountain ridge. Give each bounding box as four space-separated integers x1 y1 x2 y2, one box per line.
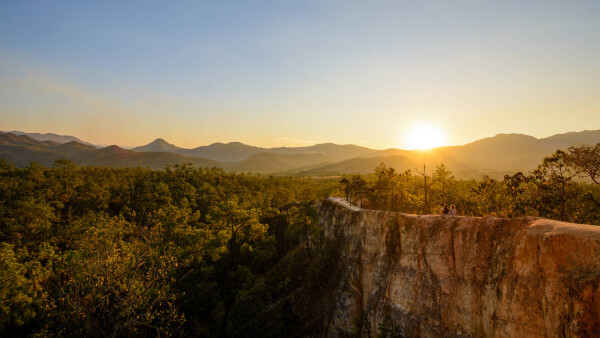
1 130 598 177
2 130 97 147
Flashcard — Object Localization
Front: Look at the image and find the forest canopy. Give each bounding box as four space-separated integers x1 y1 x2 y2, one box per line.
0 143 598 336
0 161 339 336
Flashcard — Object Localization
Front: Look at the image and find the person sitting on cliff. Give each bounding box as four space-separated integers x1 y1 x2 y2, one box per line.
442 204 450 215
450 205 457 216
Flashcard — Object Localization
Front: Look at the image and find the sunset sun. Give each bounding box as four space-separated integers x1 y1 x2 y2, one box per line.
405 124 446 150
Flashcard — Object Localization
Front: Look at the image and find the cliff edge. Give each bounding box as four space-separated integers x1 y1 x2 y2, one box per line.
317 197 600 337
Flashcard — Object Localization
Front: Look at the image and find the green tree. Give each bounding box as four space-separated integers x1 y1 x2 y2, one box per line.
339 178 350 201
432 164 455 206
531 150 578 221
371 163 396 210
415 163 430 213
0 243 53 330
289 202 317 259
212 199 267 271
470 176 503 216
350 174 367 207
566 143 600 185
502 172 529 217
50 213 184 336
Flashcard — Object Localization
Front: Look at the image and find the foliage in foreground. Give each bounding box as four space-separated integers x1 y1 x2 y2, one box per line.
0 161 338 336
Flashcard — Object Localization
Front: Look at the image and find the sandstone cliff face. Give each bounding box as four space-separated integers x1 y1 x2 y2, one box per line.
317 197 600 337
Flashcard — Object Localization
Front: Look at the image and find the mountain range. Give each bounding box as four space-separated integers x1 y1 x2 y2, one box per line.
131 138 376 162
0 130 96 147
1 129 599 178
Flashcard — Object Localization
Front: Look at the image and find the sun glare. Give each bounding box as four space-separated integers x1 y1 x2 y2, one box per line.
404 124 446 150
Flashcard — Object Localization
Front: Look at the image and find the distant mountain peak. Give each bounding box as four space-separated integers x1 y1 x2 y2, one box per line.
151 138 170 145
131 138 180 152
491 133 537 139
95 145 131 157
207 141 250 147
103 145 126 151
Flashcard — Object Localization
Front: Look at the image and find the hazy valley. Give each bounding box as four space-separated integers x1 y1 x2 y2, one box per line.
2 129 599 178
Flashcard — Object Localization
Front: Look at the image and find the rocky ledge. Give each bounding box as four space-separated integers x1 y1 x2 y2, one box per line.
317 197 600 337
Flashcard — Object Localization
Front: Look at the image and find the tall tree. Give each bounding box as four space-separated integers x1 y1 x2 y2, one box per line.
432 164 454 205
350 175 367 207
372 163 396 209
566 143 600 185
415 164 430 213
339 178 350 201
531 150 579 221
470 176 503 216
212 199 266 271
502 172 529 217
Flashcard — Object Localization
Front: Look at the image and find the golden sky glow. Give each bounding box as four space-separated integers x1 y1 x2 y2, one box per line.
1 2 600 149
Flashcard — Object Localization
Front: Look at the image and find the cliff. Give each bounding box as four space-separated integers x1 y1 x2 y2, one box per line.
317 197 600 337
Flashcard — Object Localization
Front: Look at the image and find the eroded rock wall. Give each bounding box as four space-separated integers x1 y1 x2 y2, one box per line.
317 197 600 337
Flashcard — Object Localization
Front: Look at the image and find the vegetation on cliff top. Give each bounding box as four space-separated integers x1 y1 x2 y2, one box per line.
339 144 600 225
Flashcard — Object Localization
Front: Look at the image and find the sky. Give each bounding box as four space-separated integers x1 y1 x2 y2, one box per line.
1 1 600 149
